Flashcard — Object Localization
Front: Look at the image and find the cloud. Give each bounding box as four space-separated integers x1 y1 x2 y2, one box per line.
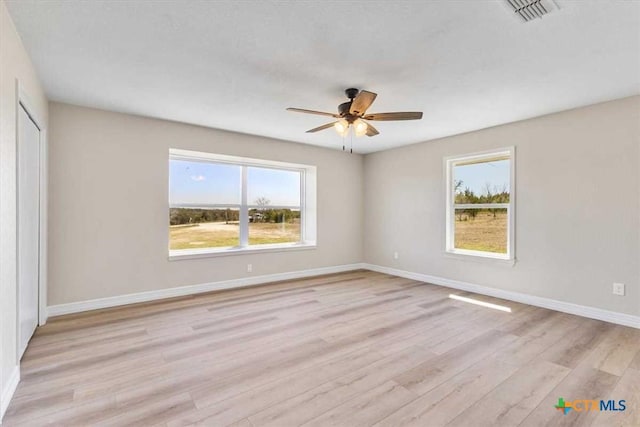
191 175 206 182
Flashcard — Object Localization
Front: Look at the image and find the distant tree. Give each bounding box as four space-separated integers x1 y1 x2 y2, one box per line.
255 197 270 208
451 178 510 223
254 197 270 222
169 208 238 225
483 182 497 218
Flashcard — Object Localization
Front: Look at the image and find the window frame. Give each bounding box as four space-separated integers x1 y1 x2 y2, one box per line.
168 149 316 260
444 147 515 262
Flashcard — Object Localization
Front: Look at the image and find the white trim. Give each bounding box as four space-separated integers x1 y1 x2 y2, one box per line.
445 148 513 166
47 263 365 317
442 251 516 266
453 203 509 209
16 80 49 355
170 204 301 210
444 146 515 262
168 148 317 253
17 82 49 327
363 264 640 329
169 148 311 171
169 242 316 260
16 84 45 130
44 262 639 329
0 366 20 423
240 164 248 246
299 170 306 243
38 125 48 327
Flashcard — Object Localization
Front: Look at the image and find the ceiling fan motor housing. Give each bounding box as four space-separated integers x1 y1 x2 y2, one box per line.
338 88 361 122
345 88 359 99
338 102 352 117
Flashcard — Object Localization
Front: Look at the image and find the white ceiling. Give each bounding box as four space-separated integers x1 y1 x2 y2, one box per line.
6 0 640 153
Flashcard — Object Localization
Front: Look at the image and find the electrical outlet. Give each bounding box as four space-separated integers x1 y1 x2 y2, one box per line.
612 282 625 296
393 252 399 260
247 264 253 273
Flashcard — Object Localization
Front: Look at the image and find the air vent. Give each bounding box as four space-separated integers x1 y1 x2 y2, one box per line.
506 0 553 22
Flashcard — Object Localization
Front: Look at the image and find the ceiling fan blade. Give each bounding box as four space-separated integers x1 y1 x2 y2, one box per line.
363 112 423 121
365 121 379 137
349 90 377 116
287 108 340 118
306 121 337 133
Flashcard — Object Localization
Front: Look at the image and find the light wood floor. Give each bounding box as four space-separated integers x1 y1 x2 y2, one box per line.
4 271 640 426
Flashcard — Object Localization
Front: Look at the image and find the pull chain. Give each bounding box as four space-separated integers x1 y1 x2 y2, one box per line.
350 127 353 154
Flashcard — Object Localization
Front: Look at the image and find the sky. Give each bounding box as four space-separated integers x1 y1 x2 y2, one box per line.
169 158 507 206
454 159 510 195
169 159 300 207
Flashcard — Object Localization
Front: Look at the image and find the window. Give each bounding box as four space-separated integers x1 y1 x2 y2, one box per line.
169 149 316 258
445 147 514 260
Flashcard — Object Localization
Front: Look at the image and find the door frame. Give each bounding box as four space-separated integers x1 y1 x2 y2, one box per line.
15 80 48 360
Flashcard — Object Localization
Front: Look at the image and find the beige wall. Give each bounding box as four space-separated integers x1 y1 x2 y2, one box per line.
48 102 363 305
0 0 48 416
364 96 640 316
48 97 640 318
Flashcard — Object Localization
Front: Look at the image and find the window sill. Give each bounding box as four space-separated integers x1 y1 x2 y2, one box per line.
444 250 516 267
169 242 317 261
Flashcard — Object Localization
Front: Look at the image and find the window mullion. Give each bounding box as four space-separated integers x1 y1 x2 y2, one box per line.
300 171 305 243
239 165 248 247
453 203 509 209
445 147 514 260
447 163 454 251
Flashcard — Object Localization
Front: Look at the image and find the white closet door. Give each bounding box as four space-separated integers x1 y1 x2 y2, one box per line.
18 104 40 359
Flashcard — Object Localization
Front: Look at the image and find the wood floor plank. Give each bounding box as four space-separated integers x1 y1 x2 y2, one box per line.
246 346 436 427
302 380 417 427
374 355 520 427
580 325 640 376
629 349 640 371
393 329 518 395
3 271 637 427
519 365 620 427
5 395 118 426
538 319 614 369
491 313 583 367
446 360 571 427
591 368 640 427
171 347 385 426
95 392 196 427
227 419 254 427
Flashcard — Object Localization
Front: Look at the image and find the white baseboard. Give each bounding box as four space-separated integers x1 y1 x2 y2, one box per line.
363 263 640 329
46 262 639 329
0 366 20 423
47 263 366 317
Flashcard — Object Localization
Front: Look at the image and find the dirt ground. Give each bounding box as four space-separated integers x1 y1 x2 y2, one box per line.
169 221 301 250
454 210 507 253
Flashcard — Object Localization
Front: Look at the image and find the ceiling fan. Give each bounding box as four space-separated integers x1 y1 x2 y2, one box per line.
287 88 423 138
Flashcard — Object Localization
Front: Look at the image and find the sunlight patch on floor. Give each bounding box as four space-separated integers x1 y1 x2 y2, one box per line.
449 294 512 313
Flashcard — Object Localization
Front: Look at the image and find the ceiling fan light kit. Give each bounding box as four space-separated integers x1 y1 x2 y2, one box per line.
334 119 349 136
333 118 367 137
287 88 423 151
353 119 368 137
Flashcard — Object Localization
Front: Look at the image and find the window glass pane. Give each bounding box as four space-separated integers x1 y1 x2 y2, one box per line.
454 208 507 254
249 208 301 245
169 208 240 249
169 159 241 205
453 159 510 204
247 167 301 207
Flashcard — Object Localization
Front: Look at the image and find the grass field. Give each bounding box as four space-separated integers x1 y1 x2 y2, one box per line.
170 214 505 253
169 221 301 250
454 209 507 253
